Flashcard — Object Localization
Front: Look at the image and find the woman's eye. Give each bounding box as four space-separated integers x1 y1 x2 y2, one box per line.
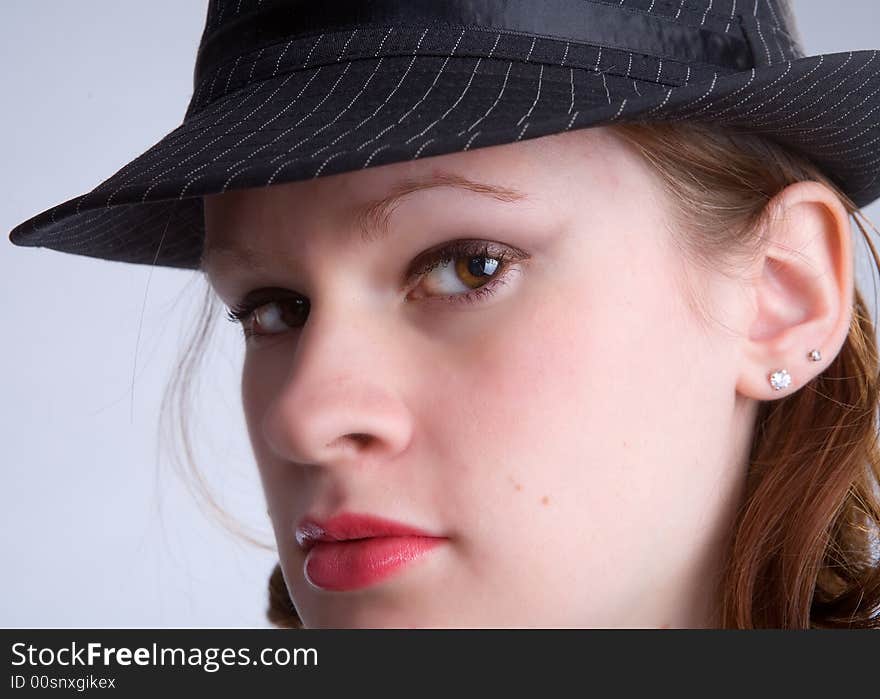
225 292 308 340
406 239 524 306
224 239 528 340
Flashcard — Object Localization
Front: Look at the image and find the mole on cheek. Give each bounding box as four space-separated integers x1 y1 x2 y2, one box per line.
508 475 523 492
541 495 550 505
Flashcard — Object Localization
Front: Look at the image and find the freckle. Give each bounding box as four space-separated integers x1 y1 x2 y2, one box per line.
541 495 550 505
515 483 523 491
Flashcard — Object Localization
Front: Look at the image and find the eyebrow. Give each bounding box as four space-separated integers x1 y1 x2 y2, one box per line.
200 170 528 271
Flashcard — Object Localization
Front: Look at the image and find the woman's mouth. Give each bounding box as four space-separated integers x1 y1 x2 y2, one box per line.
296 512 447 592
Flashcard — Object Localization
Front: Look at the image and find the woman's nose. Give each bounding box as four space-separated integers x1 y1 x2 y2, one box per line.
258 304 414 471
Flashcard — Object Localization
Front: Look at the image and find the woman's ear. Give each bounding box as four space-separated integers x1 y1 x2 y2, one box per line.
735 181 855 400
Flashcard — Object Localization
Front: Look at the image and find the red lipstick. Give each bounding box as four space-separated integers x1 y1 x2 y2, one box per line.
295 512 446 592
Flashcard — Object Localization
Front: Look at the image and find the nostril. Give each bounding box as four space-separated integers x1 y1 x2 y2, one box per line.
325 433 373 451
348 433 373 446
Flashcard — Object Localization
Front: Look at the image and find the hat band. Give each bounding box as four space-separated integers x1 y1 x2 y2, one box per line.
194 0 755 88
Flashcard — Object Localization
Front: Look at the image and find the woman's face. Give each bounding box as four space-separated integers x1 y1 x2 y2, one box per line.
202 126 756 628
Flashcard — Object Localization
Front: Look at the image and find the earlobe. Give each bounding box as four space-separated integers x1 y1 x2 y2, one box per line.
735 181 854 401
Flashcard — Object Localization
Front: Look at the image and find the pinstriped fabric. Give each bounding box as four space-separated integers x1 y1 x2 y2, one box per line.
8 0 879 270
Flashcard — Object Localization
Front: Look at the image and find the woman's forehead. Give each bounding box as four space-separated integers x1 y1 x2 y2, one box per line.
203 125 619 222
200 125 641 280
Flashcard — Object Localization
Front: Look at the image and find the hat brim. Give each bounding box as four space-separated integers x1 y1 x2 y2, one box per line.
9 48 879 269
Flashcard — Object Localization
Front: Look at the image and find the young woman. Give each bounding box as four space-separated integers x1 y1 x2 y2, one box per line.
9 0 880 628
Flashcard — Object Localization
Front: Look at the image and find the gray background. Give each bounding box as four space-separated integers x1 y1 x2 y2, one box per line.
2 1 879 626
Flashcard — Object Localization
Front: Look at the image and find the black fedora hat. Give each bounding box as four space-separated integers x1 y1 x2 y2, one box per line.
8 0 880 270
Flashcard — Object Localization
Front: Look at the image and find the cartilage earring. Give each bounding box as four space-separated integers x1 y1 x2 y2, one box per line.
769 368 792 391
808 349 822 361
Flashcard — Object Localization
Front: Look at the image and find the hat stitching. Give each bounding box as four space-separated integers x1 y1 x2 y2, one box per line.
404 56 487 145
175 67 337 200
723 0 735 32
457 61 514 136
192 37 690 117
104 83 272 207
199 0 756 70
75 79 270 215
146 41 346 202
141 69 312 203
264 59 391 186
809 98 880 156
96 32 423 213
740 52 876 129
309 51 432 176
189 33 440 196
752 17 773 65
191 4 756 111
744 55 835 125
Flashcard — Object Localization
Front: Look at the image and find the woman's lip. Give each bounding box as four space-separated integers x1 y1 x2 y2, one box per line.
295 511 443 551
303 536 446 591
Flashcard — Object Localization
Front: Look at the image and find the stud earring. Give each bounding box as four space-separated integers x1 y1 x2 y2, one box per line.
769 350 821 391
769 368 792 391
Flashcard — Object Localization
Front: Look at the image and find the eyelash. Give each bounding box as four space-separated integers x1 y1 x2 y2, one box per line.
224 239 523 339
